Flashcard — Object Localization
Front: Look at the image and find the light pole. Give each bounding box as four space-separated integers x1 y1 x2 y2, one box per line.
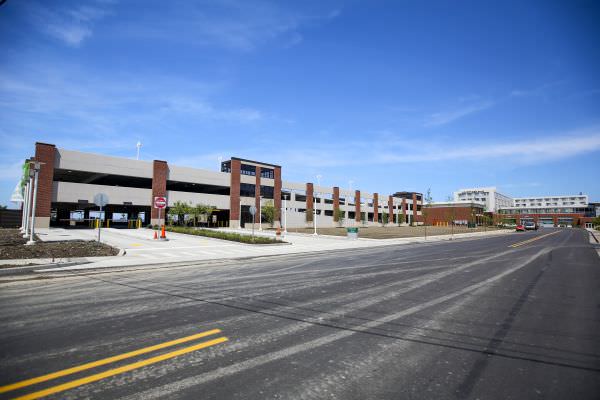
23 170 34 238
283 193 288 234
26 161 42 245
136 141 142 160
259 195 263 231
313 175 321 236
20 180 30 233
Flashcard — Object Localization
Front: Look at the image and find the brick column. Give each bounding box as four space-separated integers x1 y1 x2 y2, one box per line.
274 166 282 228
373 193 379 224
255 166 261 224
402 198 407 224
306 183 314 224
388 195 394 225
229 159 241 228
355 190 361 222
333 186 340 222
33 143 56 228
412 193 418 224
151 160 168 226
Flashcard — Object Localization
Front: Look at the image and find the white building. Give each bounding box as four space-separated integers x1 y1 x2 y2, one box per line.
512 194 588 208
453 187 513 212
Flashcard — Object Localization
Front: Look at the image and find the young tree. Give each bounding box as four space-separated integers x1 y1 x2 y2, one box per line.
334 208 345 227
445 206 456 239
422 188 433 239
168 201 191 226
193 204 216 227
306 208 314 223
397 213 404 225
261 200 276 227
382 212 389 225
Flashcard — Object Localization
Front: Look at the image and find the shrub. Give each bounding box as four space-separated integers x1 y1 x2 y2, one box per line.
165 226 282 244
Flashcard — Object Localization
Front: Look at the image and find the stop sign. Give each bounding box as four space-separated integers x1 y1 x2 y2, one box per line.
154 196 167 209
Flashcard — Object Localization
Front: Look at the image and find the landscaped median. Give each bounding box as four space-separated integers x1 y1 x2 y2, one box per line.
163 226 285 244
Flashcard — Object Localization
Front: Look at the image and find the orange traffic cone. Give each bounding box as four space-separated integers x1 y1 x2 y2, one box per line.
153 231 158 240
160 225 166 239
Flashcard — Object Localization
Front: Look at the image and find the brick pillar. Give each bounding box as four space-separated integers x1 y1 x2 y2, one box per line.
306 183 314 225
33 143 56 228
274 166 282 228
412 193 418 223
255 166 261 224
333 186 340 222
388 195 394 225
402 198 407 224
552 215 557 227
373 193 379 224
229 159 241 228
355 190 361 222
151 160 168 225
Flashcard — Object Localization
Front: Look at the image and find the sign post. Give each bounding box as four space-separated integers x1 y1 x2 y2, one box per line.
94 193 109 242
249 206 256 241
154 196 167 239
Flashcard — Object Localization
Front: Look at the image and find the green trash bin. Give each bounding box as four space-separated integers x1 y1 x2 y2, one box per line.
347 227 359 240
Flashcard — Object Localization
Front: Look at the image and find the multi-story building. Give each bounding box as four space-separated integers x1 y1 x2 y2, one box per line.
512 194 588 208
21 142 422 229
453 187 513 212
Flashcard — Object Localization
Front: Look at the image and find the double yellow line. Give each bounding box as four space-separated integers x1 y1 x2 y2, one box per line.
509 230 561 248
0 329 228 400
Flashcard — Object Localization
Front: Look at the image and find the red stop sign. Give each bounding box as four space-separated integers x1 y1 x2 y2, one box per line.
154 197 167 209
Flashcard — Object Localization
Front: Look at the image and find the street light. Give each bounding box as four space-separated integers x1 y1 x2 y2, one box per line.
283 192 288 234
259 195 263 231
313 175 321 235
22 167 34 238
26 161 43 245
21 179 30 233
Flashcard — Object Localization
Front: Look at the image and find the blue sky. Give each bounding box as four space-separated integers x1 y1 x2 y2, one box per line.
1 0 599 206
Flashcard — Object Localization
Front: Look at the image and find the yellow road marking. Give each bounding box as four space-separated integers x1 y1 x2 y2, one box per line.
509 230 561 248
0 329 221 394
130 243 143 247
13 336 228 400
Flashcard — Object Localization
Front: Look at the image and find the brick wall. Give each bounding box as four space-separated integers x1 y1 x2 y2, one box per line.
229 159 241 225
255 166 261 223
333 186 340 221
373 193 379 223
33 143 56 227
151 160 168 223
274 166 282 224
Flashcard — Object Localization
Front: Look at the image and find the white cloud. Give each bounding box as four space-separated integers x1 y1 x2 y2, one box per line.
424 100 493 127
27 1 112 46
275 128 600 168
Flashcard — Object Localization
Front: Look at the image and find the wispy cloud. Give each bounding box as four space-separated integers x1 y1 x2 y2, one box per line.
116 1 341 51
274 127 600 168
26 1 112 46
424 99 493 127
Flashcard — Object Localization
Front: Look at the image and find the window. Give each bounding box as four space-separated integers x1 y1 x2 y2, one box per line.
240 183 255 197
260 185 274 199
240 164 256 176
260 168 274 179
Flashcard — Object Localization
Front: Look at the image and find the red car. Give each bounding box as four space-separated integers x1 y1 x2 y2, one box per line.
515 224 525 232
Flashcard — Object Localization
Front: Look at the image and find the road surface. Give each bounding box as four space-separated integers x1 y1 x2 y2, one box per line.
0 228 598 399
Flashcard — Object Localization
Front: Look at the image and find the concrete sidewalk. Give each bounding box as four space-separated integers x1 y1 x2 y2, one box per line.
12 226 513 273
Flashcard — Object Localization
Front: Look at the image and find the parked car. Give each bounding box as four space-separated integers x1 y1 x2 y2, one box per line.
515 224 525 232
524 221 538 230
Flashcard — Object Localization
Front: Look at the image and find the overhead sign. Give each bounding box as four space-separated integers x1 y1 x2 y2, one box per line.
154 196 167 209
249 206 257 216
94 193 109 207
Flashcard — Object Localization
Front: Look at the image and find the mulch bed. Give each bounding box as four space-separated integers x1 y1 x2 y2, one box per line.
0 229 119 260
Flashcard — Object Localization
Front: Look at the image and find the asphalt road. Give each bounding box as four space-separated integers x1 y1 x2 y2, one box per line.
0 228 599 399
